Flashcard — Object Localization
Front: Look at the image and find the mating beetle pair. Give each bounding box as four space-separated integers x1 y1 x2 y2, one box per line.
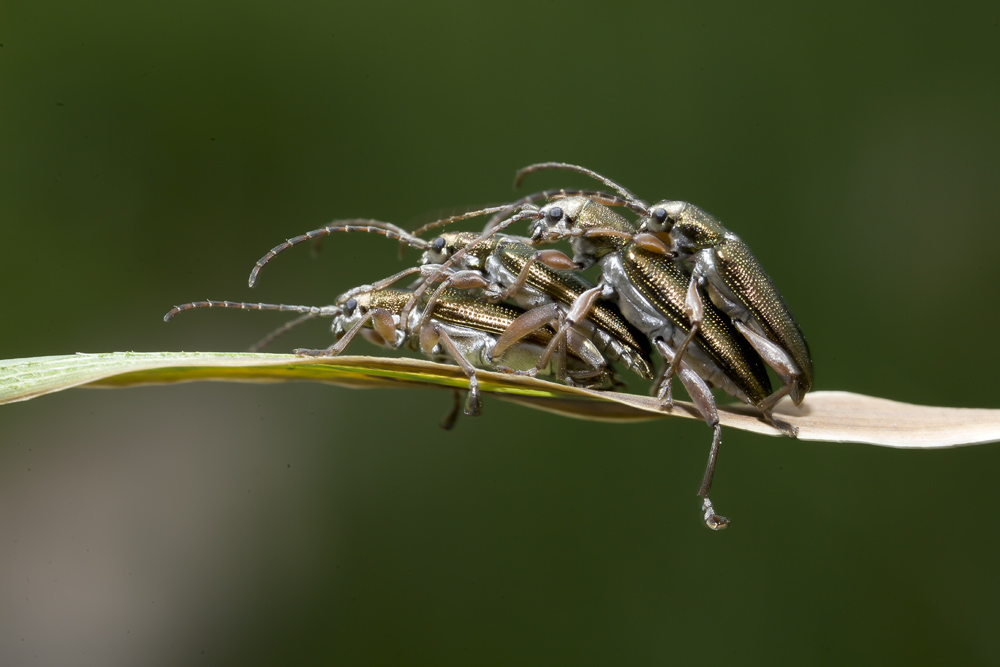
166 164 812 530
165 266 621 429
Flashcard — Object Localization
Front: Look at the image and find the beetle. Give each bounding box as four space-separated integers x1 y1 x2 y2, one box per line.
521 195 777 529
165 269 617 429
515 162 813 424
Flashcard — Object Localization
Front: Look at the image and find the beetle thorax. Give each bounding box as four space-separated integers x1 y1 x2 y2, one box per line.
674 203 727 250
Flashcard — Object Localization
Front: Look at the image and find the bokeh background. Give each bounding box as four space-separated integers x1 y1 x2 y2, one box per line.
4 1 1000 664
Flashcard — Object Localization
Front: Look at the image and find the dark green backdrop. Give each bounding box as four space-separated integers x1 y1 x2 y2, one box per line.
3 1 1000 664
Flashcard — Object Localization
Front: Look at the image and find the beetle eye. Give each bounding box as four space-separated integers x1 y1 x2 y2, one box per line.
653 207 668 224
546 206 563 223
431 237 446 252
344 297 358 314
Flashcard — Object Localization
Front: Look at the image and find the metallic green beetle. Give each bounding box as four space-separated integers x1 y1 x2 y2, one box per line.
523 194 776 529
516 162 813 426
165 274 617 429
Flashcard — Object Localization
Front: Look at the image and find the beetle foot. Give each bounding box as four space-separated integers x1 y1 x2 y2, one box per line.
293 347 330 357
655 381 675 410
702 497 730 530
464 389 482 418
764 413 799 438
494 365 540 378
653 367 676 408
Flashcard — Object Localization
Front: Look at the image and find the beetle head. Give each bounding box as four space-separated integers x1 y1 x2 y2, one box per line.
421 232 478 266
331 292 369 337
527 196 594 243
642 200 687 234
643 200 727 250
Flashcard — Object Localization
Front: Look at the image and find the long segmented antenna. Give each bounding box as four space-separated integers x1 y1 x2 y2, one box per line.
164 300 339 322
248 220 428 287
514 162 650 210
411 205 513 238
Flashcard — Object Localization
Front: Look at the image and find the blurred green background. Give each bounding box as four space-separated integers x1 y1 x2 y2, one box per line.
3 1 1000 664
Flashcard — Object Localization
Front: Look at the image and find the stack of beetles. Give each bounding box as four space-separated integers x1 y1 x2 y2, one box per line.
166 163 813 530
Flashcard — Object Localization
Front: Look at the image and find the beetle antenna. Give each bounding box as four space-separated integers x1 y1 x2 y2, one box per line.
335 265 431 304
248 220 428 287
514 163 650 210
164 300 339 322
248 312 322 352
410 205 513 237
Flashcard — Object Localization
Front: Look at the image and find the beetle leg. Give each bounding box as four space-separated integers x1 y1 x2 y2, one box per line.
440 389 462 430
555 311 569 380
630 233 672 256
654 276 705 407
295 308 396 357
491 303 563 364
416 270 490 334
420 323 482 417
654 338 730 530
492 249 580 301
359 328 391 346
732 320 801 436
653 364 675 405
491 296 606 383
532 287 604 381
